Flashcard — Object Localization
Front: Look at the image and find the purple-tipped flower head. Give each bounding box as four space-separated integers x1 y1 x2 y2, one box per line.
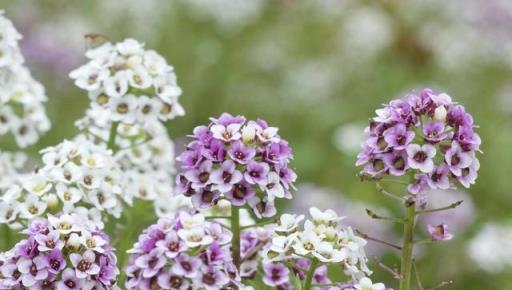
357 89 481 194
177 113 296 217
0 214 119 289
125 211 239 290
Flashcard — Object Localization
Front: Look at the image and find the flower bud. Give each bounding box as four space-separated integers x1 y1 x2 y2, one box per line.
434 105 447 121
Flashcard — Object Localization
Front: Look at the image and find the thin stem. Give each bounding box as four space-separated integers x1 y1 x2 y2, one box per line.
2 225 11 250
416 200 463 215
205 216 231 220
366 208 405 224
231 206 241 270
373 256 402 280
107 121 120 153
376 183 405 201
413 259 425 290
399 202 417 290
356 229 402 251
303 259 319 290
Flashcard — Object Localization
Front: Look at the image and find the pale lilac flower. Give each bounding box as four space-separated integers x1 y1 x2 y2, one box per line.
406 144 436 173
383 123 415 150
263 262 289 287
70 250 100 279
427 224 454 241
210 160 243 193
444 142 474 176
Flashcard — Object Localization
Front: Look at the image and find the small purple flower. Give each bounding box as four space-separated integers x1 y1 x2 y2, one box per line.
191 188 221 208
407 174 429 194
264 172 286 199
210 113 246 126
211 122 243 142
157 271 190 289
225 182 256 206
264 141 292 164
244 161 270 185
457 159 480 188
171 255 201 278
427 165 451 190
155 232 188 259
193 125 213 145
383 123 415 150
406 144 436 173
423 121 448 143
263 263 290 287
210 160 243 193
427 224 454 241
34 230 63 252
383 151 409 176
17 257 48 287
134 248 166 278
70 250 100 279
184 160 213 190
44 249 66 274
202 139 226 162
227 141 256 164
57 268 82 290
249 197 277 218
194 267 230 290
445 143 474 176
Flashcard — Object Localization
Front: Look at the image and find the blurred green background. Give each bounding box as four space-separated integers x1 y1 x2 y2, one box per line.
1 0 512 289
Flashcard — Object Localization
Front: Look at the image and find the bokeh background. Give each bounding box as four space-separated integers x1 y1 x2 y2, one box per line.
1 0 512 289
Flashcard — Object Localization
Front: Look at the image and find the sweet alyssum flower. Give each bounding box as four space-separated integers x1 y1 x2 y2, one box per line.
125 211 239 290
176 113 296 217
0 11 51 147
69 38 184 125
0 214 119 289
263 207 372 281
357 88 481 194
14 137 128 224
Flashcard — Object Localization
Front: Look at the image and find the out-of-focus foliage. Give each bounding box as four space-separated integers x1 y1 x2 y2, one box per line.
1 0 512 288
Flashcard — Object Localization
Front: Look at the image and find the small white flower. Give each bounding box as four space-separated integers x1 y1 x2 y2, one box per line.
274 214 304 233
177 227 213 248
312 241 346 263
19 195 47 219
354 277 386 290
56 183 83 204
179 212 206 229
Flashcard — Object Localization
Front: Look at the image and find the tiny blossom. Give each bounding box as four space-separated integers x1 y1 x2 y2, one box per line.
263 207 372 280
0 152 28 228
176 113 296 217
0 214 119 289
0 11 51 147
15 138 127 225
357 88 481 194
69 38 184 126
427 224 454 241
125 211 240 290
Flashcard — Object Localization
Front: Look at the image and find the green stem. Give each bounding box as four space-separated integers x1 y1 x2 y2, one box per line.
107 121 120 153
231 206 241 270
303 259 319 290
399 203 416 290
2 225 11 250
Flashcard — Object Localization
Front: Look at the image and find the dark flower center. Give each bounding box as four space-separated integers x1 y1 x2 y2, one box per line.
77 260 91 272
414 151 427 163
393 157 405 170
451 155 460 166
199 172 210 183
202 272 216 285
170 276 183 288
201 190 214 203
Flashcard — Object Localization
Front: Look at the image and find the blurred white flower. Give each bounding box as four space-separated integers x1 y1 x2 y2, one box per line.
468 222 512 272
333 122 366 155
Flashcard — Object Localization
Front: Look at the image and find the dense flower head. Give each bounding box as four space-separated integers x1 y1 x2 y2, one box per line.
262 207 372 280
69 38 184 126
357 88 481 194
125 211 239 290
12 138 128 226
176 113 296 217
0 214 119 289
76 107 184 218
0 11 51 147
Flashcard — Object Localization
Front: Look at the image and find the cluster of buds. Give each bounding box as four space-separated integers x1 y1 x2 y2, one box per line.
262 208 373 287
0 11 51 147
125 211 239 290
176 113 296 217
357 88 481 193
0 214 119 289
69 38 184 126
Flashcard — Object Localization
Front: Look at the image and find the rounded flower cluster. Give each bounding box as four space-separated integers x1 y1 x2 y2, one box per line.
0 151 28 227
0 214 119 289
0 11 51 147
263 207 371 279
69 38 184 126
77 107 181 217
176 113 296 218
19 138 128 222
125 211 239 290
357 88 481 193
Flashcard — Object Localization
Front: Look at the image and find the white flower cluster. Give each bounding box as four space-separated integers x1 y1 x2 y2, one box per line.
263 207 371 279
0 11 51 147
0 151 28 227
14 138 128 226
76 107 186 218
467 222 512 273
69 38 184 126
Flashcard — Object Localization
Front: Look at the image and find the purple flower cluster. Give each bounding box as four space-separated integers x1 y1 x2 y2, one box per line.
0 214 119 289
176 113 296 218
125 211 239 290
262 259 334 290
357 89 481 194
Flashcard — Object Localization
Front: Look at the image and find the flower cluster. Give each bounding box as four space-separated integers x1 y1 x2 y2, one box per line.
69 38 184 126
263 207 371 279
17 138 128 223
0 214 119 289
0 11 51 147
76 107 182 217
176 113 296 217
125 211 239 290
357 88 481 193
0 151 28 227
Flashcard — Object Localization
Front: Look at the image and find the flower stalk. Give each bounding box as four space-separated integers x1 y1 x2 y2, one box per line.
231 205 241 270
399 201 417 290
107 121 120 153
303 259 319 290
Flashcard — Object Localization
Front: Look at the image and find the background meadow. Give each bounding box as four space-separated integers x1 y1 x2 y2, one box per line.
1 0 512 288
